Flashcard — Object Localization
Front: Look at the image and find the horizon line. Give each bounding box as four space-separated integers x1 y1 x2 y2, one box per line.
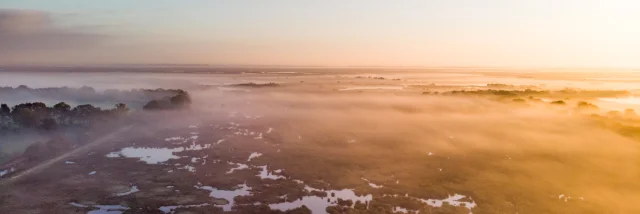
2 64 640 71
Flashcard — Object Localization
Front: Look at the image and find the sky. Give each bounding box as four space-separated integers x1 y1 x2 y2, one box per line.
0 0 639 68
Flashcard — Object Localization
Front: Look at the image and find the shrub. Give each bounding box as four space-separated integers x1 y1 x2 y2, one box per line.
577 101 599 110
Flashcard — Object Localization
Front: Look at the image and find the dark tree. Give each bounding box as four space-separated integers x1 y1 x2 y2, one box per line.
41 118 57 130
577 101 599 110
0 87 190 128
113 103 130 116
10 103 48 127
143 100 162 110
0 104 9 115
143 91 191 111
0 99 139 130
170 93 191 108
0 104 10 125
53 102 71 124
53 102 71 112
72 104 100 125
115 103 128 111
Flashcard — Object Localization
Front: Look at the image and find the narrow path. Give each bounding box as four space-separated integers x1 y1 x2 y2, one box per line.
0 125 134 186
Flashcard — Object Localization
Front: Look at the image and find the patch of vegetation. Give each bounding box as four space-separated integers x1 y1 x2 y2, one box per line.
527 96 543 102
355 76 386 80
445 89 629 98
590 114 640 141
0 102 129 130
486 83 514 88
0 85 189 108
143 91 192 111
576 101 599 110
230 82 280 87
448 89 531 96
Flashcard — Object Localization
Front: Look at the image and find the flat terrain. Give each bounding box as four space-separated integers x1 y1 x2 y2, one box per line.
1 69 640 214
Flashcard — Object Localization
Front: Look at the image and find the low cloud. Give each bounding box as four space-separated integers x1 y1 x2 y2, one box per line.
0 9 109 62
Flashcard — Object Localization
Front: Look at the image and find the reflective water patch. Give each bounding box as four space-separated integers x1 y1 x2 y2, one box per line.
269 185 372 214
257 165 285 180
196 184 252 211
106 147 184 164
247 152 262 162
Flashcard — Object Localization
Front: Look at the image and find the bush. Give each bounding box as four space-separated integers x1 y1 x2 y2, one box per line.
143 100 162 110
143 92 191 111
577 101 599 110
170 94 191 107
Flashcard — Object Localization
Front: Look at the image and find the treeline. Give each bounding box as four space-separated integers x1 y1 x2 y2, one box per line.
0 88 193 130
142 90 192 110
486 83 539 88
0 85 188 108
443 89 630 98
0 102 129 130
230 82 280 87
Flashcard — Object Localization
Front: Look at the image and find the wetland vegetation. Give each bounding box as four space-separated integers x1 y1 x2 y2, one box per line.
1 70 639 214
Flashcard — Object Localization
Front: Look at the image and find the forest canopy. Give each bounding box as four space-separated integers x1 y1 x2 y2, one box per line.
0 87 192 130
0 85 188 108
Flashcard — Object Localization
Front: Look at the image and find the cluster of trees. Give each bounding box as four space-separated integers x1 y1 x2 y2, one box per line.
0 85 189 108
0 87 193 129
446 89 630 98
231 82 280 87
605 109 638 118
486 83 514 88
447 89 547 96
142 90 192 110
486 83 540 88
354 76 402 81
0 102 129 130
576 101 600 110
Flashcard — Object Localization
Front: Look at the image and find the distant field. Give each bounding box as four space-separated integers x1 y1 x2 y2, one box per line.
1 69 640 214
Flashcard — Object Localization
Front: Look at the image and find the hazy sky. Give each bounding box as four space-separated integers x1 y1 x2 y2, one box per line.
1 0 639 67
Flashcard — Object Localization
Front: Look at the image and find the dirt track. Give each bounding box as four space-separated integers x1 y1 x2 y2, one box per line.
0 125 134 186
